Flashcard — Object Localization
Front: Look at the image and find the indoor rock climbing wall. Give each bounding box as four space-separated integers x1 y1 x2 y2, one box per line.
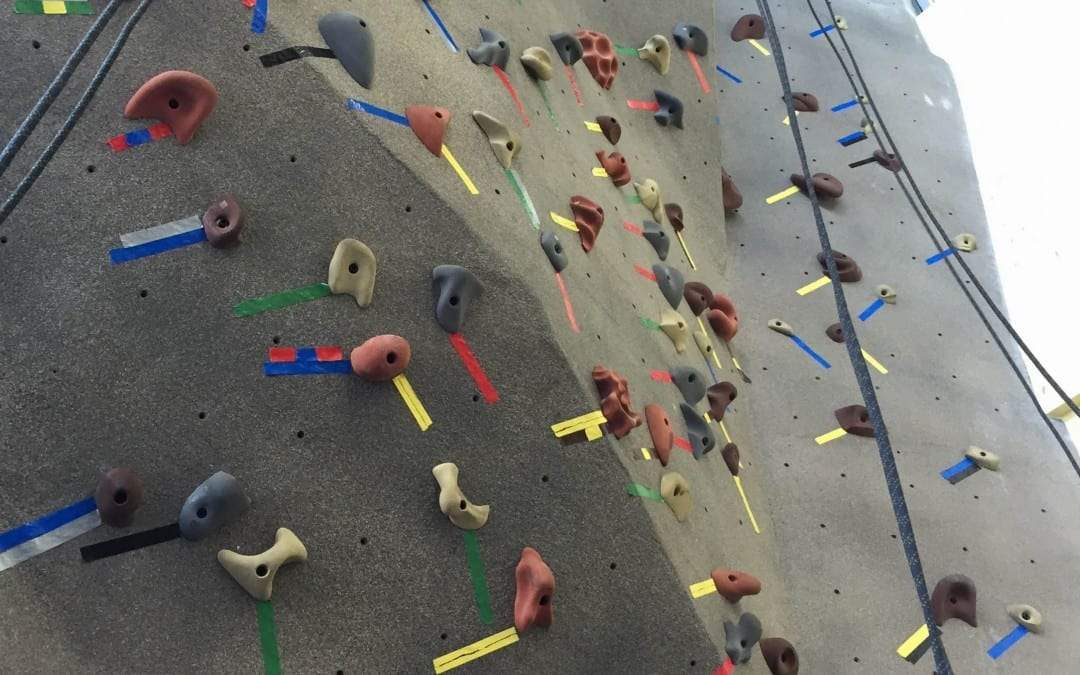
0 0 1076 674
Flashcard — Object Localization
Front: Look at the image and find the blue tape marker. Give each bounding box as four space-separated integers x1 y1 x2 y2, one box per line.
251 0 267 34
988 625 1029 660
810 24 835 37
831 99 857 112
713 115 721 125
926 248 957 265
838 131 867 146
421 0 459 53
703 353 718 383
124 128 152 147
789 335 831 369
0 497 96 553
109 228 208 264
858 297 886 322
940 457 978 482
296 347 317 362
715 66 742 84
346 98 409 127
263 360 352 376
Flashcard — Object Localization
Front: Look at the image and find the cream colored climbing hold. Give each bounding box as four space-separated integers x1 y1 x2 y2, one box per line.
1007 604 1043 633
433 462 490 530
520 46 554 80
659 308 688 353
953 233 977 252
634 178 664 221
328 238 376 306
861 117 874 134
693 329 713 360
217 528 308 601
835 16 849 30
965 446 1000 471
637 35 670 75
472 111 521 170
767 318 794 337
660 472 691 522
875 284 897 304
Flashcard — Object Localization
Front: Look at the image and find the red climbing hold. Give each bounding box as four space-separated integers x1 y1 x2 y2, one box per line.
514 547 555 632
760 637 799 675
683 281 713 316
834 404 873 437
722 169 743 211
711 567 762 603
350 335 411 382
790 172 843 199
595 150 631 187
593 365 641 438
575 29 618 89
570 195 604 252
124 70 218 145
645 403 675 466
707 293 739 341
405 105 450 157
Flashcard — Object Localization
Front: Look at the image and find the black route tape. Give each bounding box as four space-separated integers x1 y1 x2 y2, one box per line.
80 522 181 562
259 46 336 68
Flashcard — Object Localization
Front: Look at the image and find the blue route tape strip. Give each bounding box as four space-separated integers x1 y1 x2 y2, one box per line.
264 360 352 376
810 24 835 37
421 0 459 53
346 98 409 126
251 0 267 34
940 457 979 484
988 625 1029 660
715 66 742 84
109 228 207 264
789 335 831 369
926 248 957 265
858 297 886 322
0 497 96 553
838 131 867 146
831 99 857 112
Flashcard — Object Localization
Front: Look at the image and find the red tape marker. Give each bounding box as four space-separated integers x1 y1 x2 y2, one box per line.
242 0 255 6
449 333 499 403
649 370 672 383
626 99 660 111
493 66 530 127
269 347 296 363
634 264 656 281
674 437 693 453
622 221 643 236
315 346 344 361
554 272 580 333
712 659 735 675
564 65 583 106
687 51 711 94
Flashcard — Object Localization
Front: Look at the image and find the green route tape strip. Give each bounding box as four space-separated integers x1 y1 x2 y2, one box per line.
639 316 660 331
257 600 283 675
535 80 559 126
463 530 494 624
614 44 638 57
505 168 540 229
625 194 642 204
233 282 331 317
626 483 663 502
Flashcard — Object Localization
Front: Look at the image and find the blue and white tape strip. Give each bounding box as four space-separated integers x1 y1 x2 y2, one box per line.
110 224 207 265
119 214 202 247
346 98 409 126
0 497 100 572
421 0 459 53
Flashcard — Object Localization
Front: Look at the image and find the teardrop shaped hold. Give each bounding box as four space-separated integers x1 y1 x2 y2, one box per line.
834 404 874 437
680 402 715 459
760 637 799 675
660 472 691 521
637 35 670 75
540 231 568 272
178 471 251 541
721 443 740 476
711 567 762 603
318 12 375 88
549 32 583 65
683 281 713 315
467 28 510 68
473 111 521 169
670 366 705 403
722 169 743 210
652 263 685 309
673 23 709 55
595 151 631 186
708 382 737 421
731 14 766 41
327 239 377 306
514 547 555 632
664 203 684 232
520 46 554 80
790 172 844 199
432 265 483 333
767 318 795 337
124 70 218 145
405 105 451 156
202 194 244 248
645 403 674 466
433 462 490 530
596 115 621 144
790 92 820 112
930 574 977 627
817 249 862 282
642 220 669 260
653 90 684 129
95 468 144 528
217 527 308 601
634 179 664 221
570 196 604 252
350 335 411 381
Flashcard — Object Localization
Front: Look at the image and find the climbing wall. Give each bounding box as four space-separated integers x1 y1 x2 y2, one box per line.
0 1 1076 674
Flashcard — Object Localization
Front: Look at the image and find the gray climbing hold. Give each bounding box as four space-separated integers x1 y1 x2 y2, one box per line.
652 263 685 310
654 90 684 129
468 28 509 69
767 318 795 337
672 23 708 56
178 471 251 542
724 613 763 664
432 265 483 333
318 12 375 89
642 220 669 260
549 32 583 65
680 402 715 459
670 367 706 404
540 231 567 273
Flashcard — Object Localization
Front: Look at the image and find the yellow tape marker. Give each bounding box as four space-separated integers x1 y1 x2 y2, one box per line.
796 275 832 296
815 427 848 445
781 110 801 126
393 374 432 431
675 231 697 270
441 145 479 195
765 185 800 204
689 578 717 598
748 38 771 56
549 211 579 232
592 167 609 177
433 626 519 674
896 624 930 659
861 349 889 375
733 475 761 534
718 420 732 444
1048 393 1080 420
42 1 68 13
640 447 652 460
696 317 724 371
551 410 606 439
584 121 602 132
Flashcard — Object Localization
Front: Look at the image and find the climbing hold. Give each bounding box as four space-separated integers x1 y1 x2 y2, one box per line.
965 446 1000 471
654 90 684 129
835 16 849 30
683 281 713 316
520 46 554 80
593 365 641 439
201 194 244 248
514 547 555 632
790 92 820 112
680 402 715 459
834 404 874 437
873 149 903 172
931 574 977 627
817 249 862 282
660 309 690 354
707 293 739 341
328 239 377 307
432 265 483 333
570 196 604 252
731 14 765 41
767 318 795 337
350 335 411 382
642 220 669 260
318 12 375 88
664 204 684 233
540 231 568 273
875 284 897 304
634 179 664 221
645 404 675 466
473 111 521 169
672 23 709 56
217 527 308 601
722 169 743 210
596 115 621 144
575 29 618 90
637 35 670 75
660 472 691 522
707 382 737 421
760 637 799 675
1007 604 1042 633
721 443 740 476
123 70 218 145
549 32 583 65
670 366 705 404
711 567 762 603
178 471 251 541
432 462 490 530
952 233 977 252
791 172 844 199
826 323 845 343
595 150 631 187
693 329 713 360
467 28 509 69
94 468 144 528
652 264 685 310
724 613 763 664
405 105 451 157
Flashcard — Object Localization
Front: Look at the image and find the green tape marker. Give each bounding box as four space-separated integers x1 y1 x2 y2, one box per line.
505 168 540 229
233 282 331 317
625 194 642 204
463 530 494 624
535 80 559 126
614 44 639 57
257 600 282 675
14 0 95 14
626 483 663 502
639 316 660 331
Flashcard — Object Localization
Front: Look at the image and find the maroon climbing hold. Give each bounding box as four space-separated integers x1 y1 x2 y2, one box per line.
760 637 799 675
791 172 844 199
94 468 144 528
722 169 743 211
790 92 819 112
514 546 555 632
874 149 903 172
124 70 218 145
593 365 641 439
707 382 737 421
597 115 621 144
570 196 604 253
683 281 713 316
834 404 873 437
731 15 765 41
816 250 862 282
721 443 740 477
405 105 450 157
595 150 631 187
350 335 411 382
707 293 739 342
664 203 684 233
931 574 977 627
826 322 844 343
575 29 618 89
202 194 244 248
645 403 675 466
711 567 762 603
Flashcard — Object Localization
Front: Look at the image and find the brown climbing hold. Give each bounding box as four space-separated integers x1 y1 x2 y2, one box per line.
597 115 621 144
595 150 631 187
664 203 684 233
124 70 218 145
834 404 873 437
94 468 144 528
575 29 618 89
791 92 820 112
645 404 674 466
711 567 762 603
760 637 799 675
405 105 450 157
931 574 977 627
791 172 844 199
873 149 903 172
707 382 737 421
683 281 713 316
731 15 765 41
514 547 555 632
350 335 411 382
722 169 743 210
816 250 862 282
707 293 739 341
660 472 691 522
570 196 604 252
593 365 641 439
201 194 244 248
721 443 740 476
826 322 845 343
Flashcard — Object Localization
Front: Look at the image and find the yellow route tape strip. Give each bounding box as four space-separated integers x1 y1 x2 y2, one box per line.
1047 393 1080 420
733 476 761 534
689 578 717 598
796 275 831 296
861 349 889 374
393 374 432 431
640 447 652 460
441 145 479 195
719 420 732 444
433 627 519 674
896 624 930 659
675 231 696 270
765 185 800 204
781 111 800 126
549 211 579 232
42 1 68 13
696 317 724 371
584 121 602 132
815 427 848 445
748 38 771 56
592 167 609 177
551 410 606 438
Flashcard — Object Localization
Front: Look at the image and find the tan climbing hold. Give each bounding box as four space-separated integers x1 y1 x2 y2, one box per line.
835 16 849 30
953 233 977 252
1007 604 1043 633
874 284 897 304
965 446 1000 471
520 46 554 80
472 111 521 169
433 462 490 530
660 308 689 353
660 472 691 522
767 319 794 337
327 239 376 306
217 527 308 601
634 178 663 221
693 329 713 360
637 35 670 75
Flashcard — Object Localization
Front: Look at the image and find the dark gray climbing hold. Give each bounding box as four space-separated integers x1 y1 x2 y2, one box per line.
679 402 715 459
652 263 685 310
549 32 583 65
670 367 706 405
724 612 763 664
318 12 375 89
432 265 483 333
642 220 669 260
826 322 844 343
540 231 567 273
672 23 708 55
654 90 684 129
468 28 510 69
178 471 251 542
931 574 977 627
